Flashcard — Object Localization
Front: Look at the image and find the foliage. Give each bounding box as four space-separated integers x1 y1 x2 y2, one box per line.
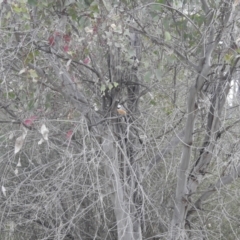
1 0 240 239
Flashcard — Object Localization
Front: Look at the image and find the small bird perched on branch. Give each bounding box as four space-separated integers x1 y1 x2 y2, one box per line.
117 104 127 116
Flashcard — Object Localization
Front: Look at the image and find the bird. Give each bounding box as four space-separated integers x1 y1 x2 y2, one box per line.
117 104 127 116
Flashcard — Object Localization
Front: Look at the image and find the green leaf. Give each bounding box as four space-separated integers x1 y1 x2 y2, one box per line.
155 69 162 81
28 69 38 79
27 0 38 5
68 7 77 20
84 0 94 6
100 84 106 92
142 60 149 68
108 83 113 90
13 6 23 13
8 92 15 99
113 82 119 88
165 31 171 41
150 100 157 106
90 3 99 13
224 53 234 63
144 71 152 82
24 51 39 64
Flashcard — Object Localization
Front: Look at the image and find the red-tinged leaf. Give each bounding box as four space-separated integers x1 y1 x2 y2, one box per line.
63 34 71 44
63 45 69 52
23 116 37 126
48 32 61 46
48 36 55 46
66 130 73 140
83 57 91 64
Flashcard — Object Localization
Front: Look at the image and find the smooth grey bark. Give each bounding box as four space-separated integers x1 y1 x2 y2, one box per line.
102 132 134 240
170 1 235 238
124 2 237 238
187 72 232 194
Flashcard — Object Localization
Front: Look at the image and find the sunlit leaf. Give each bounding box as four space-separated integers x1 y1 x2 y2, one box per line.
28 69 38 79
100 84 106 92
113 82 119 87
224 53 234 63
9 132 14 140
108 83 113 90
38 138 44 145
40 124 49 141
1 186 6 197
14 136 24 154
14 131 27 154
110 24 116 29
19 68 27 75
17 158 21 167
13 6 23 13
66 59 72 67
85 27 93 34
